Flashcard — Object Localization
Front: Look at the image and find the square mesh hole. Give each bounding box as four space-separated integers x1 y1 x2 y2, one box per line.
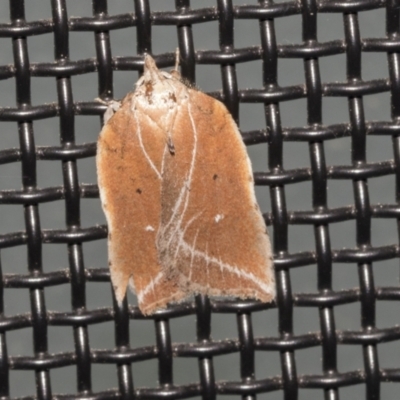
170 314 197 343
289 224 315 254
295 346 322 376
371 218 397 248
9 370 36 398
75 115 101 145
130 318 156 349
69 31 97 61
370 176 396 223
28 33 54 64
82 239 108 270
38 199 65 230
152 25 179 57
255 349 281 379
234 18 261 48
322 95 350 126
195 64 223 94
337 344 364 373
379 339 400 369
192 20 219 52
330 219 357 250
0 78 16 108
31 77 58 106
174 357 200 386
87 281 114 310
339 384 367 400
0 204 24 234
240 103 267 134
364 91 391 122
131 358 159 389
48 326 74 354
1 246 27 275
88 320 115 351
332 262 359 292
319 54 347 84
277 57 305 87
107 0 135 14
214 352 241 382
51 365 77 396
45 284 71 313
376 300 400 329
285 181 312 212
37 160 63 188
81 198 106 229
211 313 238 341
317 13 345 42
372 259 399 287
71 72 98 102
42 243 68 272
334 302 362 331
252 308 279 338
92 363 118 393
279 98 308 128
293 306 320 336
33 117 60 148
291 264 317 293
5 326 33 356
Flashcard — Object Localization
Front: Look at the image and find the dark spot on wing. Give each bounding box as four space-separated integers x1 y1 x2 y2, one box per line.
167 138 175 155
136 188 142 194
213 174 218 180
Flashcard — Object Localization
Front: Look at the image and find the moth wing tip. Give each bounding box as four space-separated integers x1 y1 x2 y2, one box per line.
109 266 130 305
138 289 189 316
113 283 128 305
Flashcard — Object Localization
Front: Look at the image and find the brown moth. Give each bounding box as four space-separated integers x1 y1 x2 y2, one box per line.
96 53 275 314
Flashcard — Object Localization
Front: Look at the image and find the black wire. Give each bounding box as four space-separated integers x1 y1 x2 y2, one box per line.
0 0 399 399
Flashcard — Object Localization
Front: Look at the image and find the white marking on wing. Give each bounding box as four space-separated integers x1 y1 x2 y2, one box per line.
137 271 164 303
158 101 199 250
161 183 186 235
218 253 227 287
155 99 273 295
171 211 202 270
205 242 210 287
160 144 168 176
134 112 162 180
188 229 200 281
165 102 198 233
214 214 224 223
145 225 155 232
179 239 273 295
179 102 198 219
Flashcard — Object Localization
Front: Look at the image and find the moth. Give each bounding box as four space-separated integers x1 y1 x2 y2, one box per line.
96 53 275 314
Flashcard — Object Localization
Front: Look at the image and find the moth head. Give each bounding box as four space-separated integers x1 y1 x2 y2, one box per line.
133 54 187 108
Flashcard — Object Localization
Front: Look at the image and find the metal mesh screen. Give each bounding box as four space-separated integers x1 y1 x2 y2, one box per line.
0 0 399 399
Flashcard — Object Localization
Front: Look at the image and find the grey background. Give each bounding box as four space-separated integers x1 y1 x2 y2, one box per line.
0 1 398 399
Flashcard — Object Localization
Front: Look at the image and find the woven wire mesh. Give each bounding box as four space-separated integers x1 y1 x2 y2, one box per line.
0 0 399 399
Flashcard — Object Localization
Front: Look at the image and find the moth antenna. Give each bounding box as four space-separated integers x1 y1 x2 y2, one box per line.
174 48 180 72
